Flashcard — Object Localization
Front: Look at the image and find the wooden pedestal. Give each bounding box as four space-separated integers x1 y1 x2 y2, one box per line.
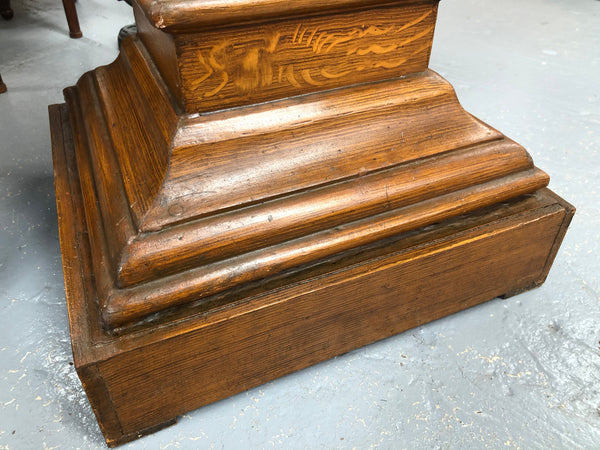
49 0 573 446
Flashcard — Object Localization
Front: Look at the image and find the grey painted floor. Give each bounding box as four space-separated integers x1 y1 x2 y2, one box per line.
1 0 599 448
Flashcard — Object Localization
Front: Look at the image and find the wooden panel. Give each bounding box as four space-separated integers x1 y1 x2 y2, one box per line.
117 140 533 287
142 71 499 230
94 52 171 225
62 88 120 310
60 37 178 282
50 104 127 444
60 43 560 330
119 37 180 143
97 196 568 435
175 2 437 112
62 81 133 271
51 108 574 360
51 108 574 443
50 0 575 445
104 168 549 328
134 2 184 109
137 0 436 31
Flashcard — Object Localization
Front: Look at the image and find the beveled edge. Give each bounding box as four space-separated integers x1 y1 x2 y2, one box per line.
50 103 572 350
137 0 438 32
56 67 553 330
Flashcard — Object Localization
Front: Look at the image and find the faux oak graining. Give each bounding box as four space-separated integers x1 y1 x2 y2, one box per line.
49 0 574 446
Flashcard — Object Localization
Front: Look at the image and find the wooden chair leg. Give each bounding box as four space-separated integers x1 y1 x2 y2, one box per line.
0 0 13 20
0 73 7 94
61 0 82 38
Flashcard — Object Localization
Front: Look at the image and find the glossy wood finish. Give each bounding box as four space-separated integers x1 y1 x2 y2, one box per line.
139 0 436 31
50 116 574 443
135 0 438 113
49 0 573 445
61 33 552 330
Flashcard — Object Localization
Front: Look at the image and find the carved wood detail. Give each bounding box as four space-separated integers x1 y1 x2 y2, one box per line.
49 0 574 445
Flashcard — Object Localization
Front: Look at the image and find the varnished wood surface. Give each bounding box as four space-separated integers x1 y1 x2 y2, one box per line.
148 70 498 229
101 201 570 436
49 0 575 444
61 34 553 329
61 0 82 39
105 168 549 327
132 0 439 113
52 104 575 363
50 111 574 443
174 2 437 111
134 2 183 108
138 0 436 31
118 140 536 287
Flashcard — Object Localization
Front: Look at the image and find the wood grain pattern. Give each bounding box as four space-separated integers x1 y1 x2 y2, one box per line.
50 110 574 441
49 0 574 445
56 32 558 330
62 35 554 330
145 70 499 229
117 140 534 287
103 168 550 328
137 0 436 31
134 2 183 108
99 201 570 435
175 2 437 112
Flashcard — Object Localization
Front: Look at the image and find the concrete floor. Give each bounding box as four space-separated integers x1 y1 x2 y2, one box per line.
1 0 599 448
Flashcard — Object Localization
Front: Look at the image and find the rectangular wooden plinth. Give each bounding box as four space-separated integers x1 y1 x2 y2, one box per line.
50 104 573 447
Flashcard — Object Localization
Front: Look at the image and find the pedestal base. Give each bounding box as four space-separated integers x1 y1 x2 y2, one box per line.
50 103 573 447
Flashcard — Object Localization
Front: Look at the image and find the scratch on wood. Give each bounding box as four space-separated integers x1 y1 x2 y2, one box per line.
306 28 319 47
321 68 353 79
301 69 324 86
205 72 229 97
189 9 433 96
298 27 308 44
292 23 301 43
348 44 397 56
285 66 302 88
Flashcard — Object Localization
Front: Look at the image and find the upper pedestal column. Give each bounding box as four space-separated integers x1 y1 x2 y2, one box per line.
134 0 438 112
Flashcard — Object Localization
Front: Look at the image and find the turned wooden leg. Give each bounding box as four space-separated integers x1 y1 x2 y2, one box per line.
0 73 6 93
0 0 13 20
61 0 82 38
